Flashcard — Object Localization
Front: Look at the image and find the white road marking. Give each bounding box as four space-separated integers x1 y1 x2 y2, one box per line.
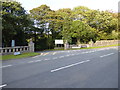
40 53 44 55
0 65 12 68
34 60 42 62
44 58 50 61
43 53 49 56
32 55 40 58
100 53 114 58
28 61 35 63
28 60 42 63
53 57 58 60
71 54 75 56
59 56 64 58
51 60 90 72
76 53 80 55
66 55 70 57
53 52 57 55
0 84 7 88
91 51 95 52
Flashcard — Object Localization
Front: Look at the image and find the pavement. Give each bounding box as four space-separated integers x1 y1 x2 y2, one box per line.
1 46 119 88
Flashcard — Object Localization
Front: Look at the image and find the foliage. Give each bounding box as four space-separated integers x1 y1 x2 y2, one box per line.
2 1 118 50
2 1 32 47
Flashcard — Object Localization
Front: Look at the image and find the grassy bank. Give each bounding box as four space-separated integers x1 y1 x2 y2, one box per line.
1 52 40 60
47 44 120 51
82 44 120 49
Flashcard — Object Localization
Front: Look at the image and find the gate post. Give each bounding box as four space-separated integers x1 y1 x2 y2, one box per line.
28 39 34 52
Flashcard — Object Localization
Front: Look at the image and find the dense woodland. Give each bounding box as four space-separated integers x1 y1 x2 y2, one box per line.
1 1 119 51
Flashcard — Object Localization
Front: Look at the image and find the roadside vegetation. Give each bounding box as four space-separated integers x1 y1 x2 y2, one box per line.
42 44 120 51
1 52 40 60
1 44 119 60
1 1 119 51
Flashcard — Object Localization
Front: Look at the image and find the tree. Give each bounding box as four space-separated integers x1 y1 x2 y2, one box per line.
56 8 73 49
30 4 64 50
88 10 118 40
2 1 32 47
71 20 97 44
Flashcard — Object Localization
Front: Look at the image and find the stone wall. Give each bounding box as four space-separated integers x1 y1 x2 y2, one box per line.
0 46 30 55
90 40 120 47
0 40 35 55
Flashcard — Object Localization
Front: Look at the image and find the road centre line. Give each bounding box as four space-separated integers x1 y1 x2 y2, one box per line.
100 53 114 58
34 60 42 62
44 58 50 61
53 52 57 55
0 65 12 68
52 57 58 60
51 60 90 72
28 60 42 63
59 56 64 58
66 55 70 57
0 84 7 88
28 61 35 63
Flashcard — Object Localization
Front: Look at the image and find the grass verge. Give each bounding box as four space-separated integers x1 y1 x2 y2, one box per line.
0 52 40 60
68 44 120 50
48 44 120 51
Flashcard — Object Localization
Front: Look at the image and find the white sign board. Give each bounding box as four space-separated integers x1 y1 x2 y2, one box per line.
55 40 63 44
11 40 15 47
14 52 21 55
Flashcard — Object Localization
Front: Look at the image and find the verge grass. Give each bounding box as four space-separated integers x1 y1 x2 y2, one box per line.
1 52 40 60
52 44 120 51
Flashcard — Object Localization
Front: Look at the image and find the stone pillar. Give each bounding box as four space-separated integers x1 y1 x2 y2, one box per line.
64 40 69 50
28 39 34 52
89 39 94 47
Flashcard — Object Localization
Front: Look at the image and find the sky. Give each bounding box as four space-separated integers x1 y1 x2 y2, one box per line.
17 0 119 13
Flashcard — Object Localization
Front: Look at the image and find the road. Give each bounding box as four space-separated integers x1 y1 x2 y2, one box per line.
1 47 119 88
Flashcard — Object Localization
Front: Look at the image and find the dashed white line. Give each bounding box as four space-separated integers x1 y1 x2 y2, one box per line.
52 52 57 55
100 53 114 58
28 61 35 63
34 60 42 62
32 55 41 58
40 53 44 55
43 53 49 56
51 60 90 72
52 57 58 60
0 84 7 88
0 65 12 68
71 54 75 56
59 56 64 58
66 55 70 57
44 58 50 61
28 60 42 63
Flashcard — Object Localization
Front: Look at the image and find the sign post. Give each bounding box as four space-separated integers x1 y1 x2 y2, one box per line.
55 40 64 49
55 40 63 44
11 40 15 47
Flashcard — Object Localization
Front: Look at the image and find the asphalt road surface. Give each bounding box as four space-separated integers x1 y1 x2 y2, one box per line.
1 46 119 88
